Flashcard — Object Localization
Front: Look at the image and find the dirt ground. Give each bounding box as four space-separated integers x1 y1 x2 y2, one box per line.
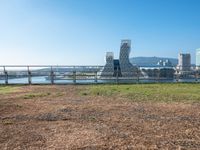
0 85 200 150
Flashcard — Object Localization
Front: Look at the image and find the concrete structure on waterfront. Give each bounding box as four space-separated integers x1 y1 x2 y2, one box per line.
177 53 191 71
100 52 115 77
101 40 138 77
196 49 200 69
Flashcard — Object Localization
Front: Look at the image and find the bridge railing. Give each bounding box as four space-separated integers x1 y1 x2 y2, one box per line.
0 65 200 84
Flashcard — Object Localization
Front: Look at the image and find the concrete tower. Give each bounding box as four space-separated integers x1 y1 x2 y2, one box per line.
101 40 138 78
119 40 137 77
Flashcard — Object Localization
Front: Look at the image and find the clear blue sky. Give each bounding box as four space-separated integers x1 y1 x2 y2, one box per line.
0 0 200 65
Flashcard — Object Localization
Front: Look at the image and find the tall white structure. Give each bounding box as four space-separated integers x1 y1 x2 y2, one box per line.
177 53 191 71
196 49 200 68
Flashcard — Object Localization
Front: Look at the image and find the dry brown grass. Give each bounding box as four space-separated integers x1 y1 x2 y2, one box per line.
0 85 200 149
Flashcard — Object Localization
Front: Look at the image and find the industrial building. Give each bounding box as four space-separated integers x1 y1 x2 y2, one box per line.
177 53 191 71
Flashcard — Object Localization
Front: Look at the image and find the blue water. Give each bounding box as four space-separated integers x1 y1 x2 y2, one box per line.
0 76 199 84
0 76 49 84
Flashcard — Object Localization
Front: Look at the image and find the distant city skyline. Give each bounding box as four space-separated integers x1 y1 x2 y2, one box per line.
0 0 200 65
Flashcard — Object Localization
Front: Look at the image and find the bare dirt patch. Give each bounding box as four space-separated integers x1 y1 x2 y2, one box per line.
0 85 200 149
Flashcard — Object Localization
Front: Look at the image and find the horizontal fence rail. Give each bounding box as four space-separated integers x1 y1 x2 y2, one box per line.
0 65 200 85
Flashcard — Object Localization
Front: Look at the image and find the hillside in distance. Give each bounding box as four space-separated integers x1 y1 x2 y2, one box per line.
130 56 178 67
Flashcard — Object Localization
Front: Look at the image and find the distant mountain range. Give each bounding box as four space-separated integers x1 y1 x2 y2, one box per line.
130 57 178 67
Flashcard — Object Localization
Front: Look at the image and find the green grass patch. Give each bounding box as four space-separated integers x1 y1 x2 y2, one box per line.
23 92 51 99
0 86 20 94
80 83 200 103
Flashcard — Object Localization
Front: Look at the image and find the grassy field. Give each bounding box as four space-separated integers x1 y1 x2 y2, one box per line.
80 83 200 103
1 83 200 102
0 84 200 149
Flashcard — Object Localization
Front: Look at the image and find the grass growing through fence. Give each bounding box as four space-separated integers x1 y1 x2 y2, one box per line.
80 83 200 103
